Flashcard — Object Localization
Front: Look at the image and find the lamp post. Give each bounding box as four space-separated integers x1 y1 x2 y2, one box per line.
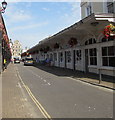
0 0 7 13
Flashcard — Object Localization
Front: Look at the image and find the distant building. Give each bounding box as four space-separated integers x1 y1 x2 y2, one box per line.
9 39 13 54
12 40 22 59
81 0 115 19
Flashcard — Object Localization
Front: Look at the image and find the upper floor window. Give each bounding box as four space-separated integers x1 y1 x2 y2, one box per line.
86 3 92 16
107 2 114 13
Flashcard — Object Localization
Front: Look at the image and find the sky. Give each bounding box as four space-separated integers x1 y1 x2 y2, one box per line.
3 2 81 49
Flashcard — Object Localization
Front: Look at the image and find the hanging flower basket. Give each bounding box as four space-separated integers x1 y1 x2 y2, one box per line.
68 37 77 47
103 24 115 38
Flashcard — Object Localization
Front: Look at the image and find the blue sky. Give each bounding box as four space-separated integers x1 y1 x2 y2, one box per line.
3 2 81 49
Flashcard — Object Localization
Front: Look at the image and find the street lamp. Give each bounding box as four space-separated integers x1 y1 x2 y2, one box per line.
0 0 7 13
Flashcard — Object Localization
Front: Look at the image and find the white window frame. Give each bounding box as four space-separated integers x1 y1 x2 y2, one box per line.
85 2 92 17
66 51 71 63
102 46 115 67
75 50 81 64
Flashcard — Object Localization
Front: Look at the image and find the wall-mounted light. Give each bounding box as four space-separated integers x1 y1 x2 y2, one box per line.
0 0 7 13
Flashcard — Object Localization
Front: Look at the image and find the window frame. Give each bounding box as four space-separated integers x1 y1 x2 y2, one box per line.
89 48 97 66
66 51 71 63
59 52 63 63
75 50 81 64
107 2 114 13
102 46 115 67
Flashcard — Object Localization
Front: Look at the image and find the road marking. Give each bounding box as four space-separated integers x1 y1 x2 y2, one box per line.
44 80 47 82
16 67 52 120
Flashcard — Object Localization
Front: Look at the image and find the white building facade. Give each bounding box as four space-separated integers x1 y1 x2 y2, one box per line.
81 0 115 19
22 2 115 78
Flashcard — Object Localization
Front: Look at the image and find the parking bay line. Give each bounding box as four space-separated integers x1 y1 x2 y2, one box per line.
16 67 52 120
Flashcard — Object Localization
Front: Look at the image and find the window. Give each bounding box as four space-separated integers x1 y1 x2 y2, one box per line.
54 53 57 61
66 51 71 63
107 2 114 13
101 36 115 42
59 52 63 62
47 54 49 59
50 54 53 61
85 38 96 45
102 46 115 67
89 48 97 65
75 50 81 63
86 3 92 16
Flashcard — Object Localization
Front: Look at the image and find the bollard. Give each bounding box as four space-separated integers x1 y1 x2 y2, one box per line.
99 69 102 84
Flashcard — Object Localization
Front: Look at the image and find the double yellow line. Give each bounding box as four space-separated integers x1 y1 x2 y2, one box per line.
16 67 52 120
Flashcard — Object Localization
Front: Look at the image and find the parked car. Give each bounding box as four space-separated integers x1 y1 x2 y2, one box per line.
24 57 34 65
14 58 20 63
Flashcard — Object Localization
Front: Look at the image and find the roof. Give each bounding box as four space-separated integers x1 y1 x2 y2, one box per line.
26 13 115 53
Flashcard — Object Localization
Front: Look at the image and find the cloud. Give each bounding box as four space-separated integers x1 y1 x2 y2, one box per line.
4 3 32 24
42 7 50 11
70 2 81 21
11 22 49 31
60 2 81 26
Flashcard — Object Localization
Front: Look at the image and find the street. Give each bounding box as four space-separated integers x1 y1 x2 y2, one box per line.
4 63 113 118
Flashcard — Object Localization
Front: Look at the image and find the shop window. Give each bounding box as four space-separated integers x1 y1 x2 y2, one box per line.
89 48 97 65
47 54 49 59
50 54 53 61
75 50 81 63
66 51 71 63
54 53 57 61
59 52 63 62
102 46 115 67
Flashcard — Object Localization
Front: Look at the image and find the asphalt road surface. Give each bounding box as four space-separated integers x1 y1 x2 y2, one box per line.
15 63 113 119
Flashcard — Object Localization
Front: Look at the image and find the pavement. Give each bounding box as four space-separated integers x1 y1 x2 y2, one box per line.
2 63 44 118
34 63 115 90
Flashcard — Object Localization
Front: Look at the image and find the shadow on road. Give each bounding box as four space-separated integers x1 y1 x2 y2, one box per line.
33 64 115 83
